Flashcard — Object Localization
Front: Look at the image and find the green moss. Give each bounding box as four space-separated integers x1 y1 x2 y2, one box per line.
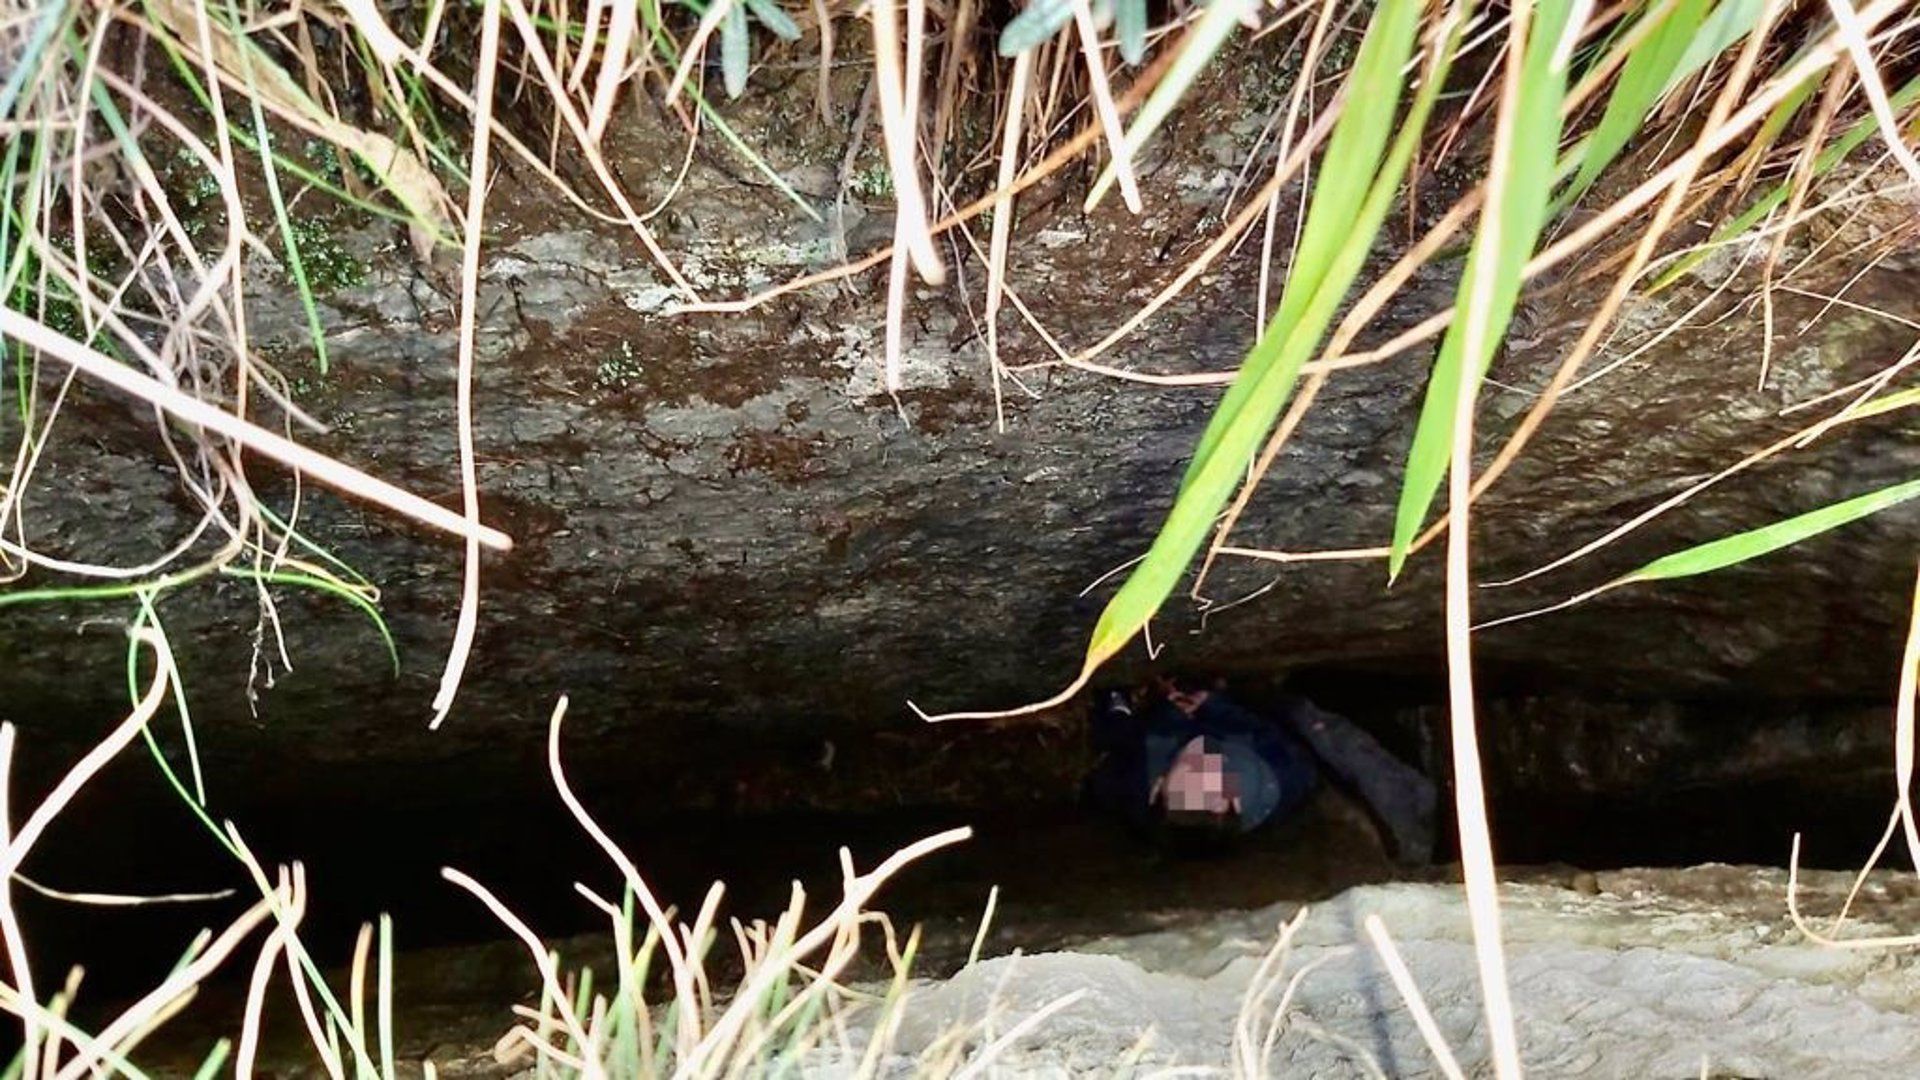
283 216 366 295
594 340 645 389
851 163 893 202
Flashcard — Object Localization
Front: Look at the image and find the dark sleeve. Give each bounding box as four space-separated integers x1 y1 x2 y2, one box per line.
1199 695 1319 776
1192 695 1279 739
1090 699 1148 755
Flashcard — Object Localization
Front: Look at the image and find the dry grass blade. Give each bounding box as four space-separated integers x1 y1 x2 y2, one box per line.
541 696 702 1054
146 0 452 251
667 0 739 105
0 627 293 1079
868 0 945 286
1363 916 1468 1080
1446 0 1781 536
1071 0 1142 214
1894 562 1920 873
1061 100 1344 376
495 0 699 298
435 694 972 1075
1429 1 1586 1076
1086 0 1252 210
585 0 642 141
665 41 1188 317
430 0 508 729
950 989 1086 1079
443 867 610 1080
985 50 1035 432
1824 0 1920 187
0 311 513 551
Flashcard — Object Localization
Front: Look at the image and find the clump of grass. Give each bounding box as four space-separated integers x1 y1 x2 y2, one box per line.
442 696 979 1077
0 625 406 1080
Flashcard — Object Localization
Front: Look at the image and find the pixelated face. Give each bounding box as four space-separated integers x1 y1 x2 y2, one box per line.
1162 736 1239 816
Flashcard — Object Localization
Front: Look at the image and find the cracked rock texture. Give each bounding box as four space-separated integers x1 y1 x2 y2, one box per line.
819 866 1920 1078
6 47 1920 823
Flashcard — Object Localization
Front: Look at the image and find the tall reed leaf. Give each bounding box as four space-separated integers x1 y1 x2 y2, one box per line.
1387 0 1575 581
1557 0 1712 212
1666 0 1770 94
1622 476 1920 582
1078 0 1441 674
1652 71 1920 291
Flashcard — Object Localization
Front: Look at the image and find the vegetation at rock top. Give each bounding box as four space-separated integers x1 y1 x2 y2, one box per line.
3 0 1920 1075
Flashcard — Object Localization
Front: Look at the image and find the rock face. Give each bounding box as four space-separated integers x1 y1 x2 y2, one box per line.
822 866 1920 1078
6 39 1920 823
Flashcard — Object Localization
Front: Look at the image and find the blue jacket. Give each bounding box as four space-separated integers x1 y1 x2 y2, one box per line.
1083 693 1319 833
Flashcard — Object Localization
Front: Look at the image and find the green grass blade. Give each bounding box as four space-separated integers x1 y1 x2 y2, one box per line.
743 0 801 41
1847 385 1920 422
132 590 208 805
224 0 334 375
124 13 442 235
118 599 384 1080
1388 0 1576 581
0 0 67 120
721 0 750 99
254 505 380 591
191 1041 234 1080
1115 0 1148 66
1651 71 1920 291
0 565 216 609
1665 0 1770 95
1083 0 1439 670
640 15 822 221
217 565 400 674
684 80 822 221
1178 0 1426 497
1622 476 1920 583
1556 0 1711 212
1085 0 1253 208
3 134 36 427
998 0 1076 58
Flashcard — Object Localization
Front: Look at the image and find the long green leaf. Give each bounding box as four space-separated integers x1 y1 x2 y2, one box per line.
1557 0 1712 212
1622 476 1920 582
1388 0 1576 581
1665 0 1770 94
0 0 67 121
222 0 335 375
1179 0 1427 498
1083 0 1444 670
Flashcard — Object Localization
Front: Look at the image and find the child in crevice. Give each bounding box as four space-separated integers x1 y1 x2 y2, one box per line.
1082 674 1435 863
